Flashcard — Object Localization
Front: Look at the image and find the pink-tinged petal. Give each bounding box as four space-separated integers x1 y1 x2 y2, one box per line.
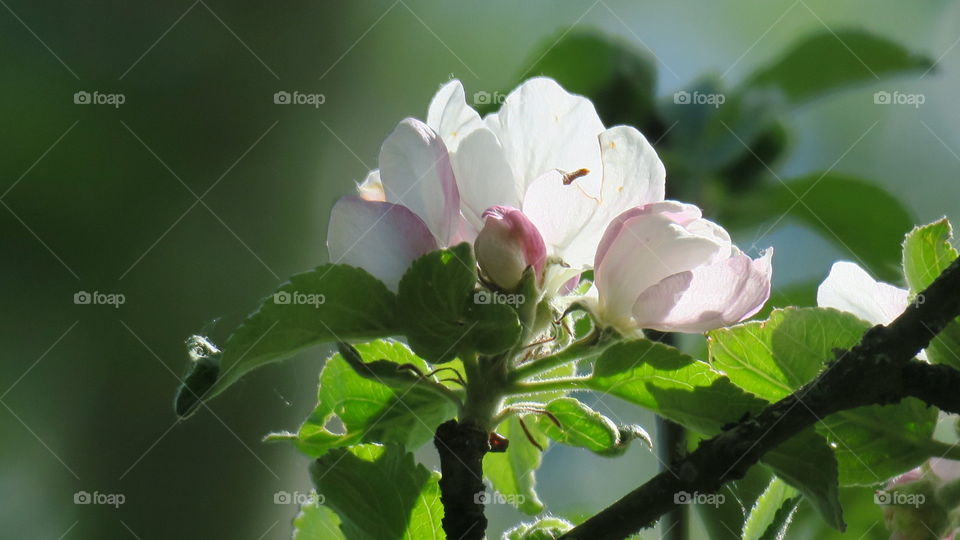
817 261 910 325
490 77 605 198
450 126 519 230
379 118 460 245
474 206 546 289
594 205 728 327
632 248 773 333
887 466 925 489
326 196 437 291
426 80 485 153
356 169 385 201
594 201 720 270
930 458 960 483
522 169 601 268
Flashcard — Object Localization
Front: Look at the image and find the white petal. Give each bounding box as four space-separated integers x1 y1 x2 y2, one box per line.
326 197 437 291
633 249 773 333
426 80 485 153
595 205 728 326
522 170 601 268
594 125 666 222
489 77 605 198
450 127 519 230
817 261 909 325
379 118 460 244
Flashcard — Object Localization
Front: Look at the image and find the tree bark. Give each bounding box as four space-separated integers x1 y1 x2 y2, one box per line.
434 419 489 540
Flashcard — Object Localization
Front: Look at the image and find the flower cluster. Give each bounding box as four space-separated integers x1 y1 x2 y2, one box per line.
327 78 773 334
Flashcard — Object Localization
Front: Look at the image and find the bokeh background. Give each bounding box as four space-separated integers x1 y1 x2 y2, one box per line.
2 1 960 538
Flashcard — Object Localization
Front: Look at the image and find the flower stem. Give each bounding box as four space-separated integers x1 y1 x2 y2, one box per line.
509 329 607 382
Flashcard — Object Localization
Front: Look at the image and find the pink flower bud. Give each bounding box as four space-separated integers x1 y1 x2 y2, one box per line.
474 206 546 290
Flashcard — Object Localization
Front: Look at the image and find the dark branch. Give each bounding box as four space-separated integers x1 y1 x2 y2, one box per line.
560 255 960 540
434 419 488 540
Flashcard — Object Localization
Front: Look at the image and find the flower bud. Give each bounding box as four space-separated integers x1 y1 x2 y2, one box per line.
474 206 546 290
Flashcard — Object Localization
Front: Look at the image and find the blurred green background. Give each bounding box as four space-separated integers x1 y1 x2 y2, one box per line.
2 1 959 538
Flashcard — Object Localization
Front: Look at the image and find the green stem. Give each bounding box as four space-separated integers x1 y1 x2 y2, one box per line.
509 330 607 382
507 376 590 396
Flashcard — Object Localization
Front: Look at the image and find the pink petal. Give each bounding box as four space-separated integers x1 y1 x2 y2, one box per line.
326 196 437 291
632 249 773 333
379 118 460 245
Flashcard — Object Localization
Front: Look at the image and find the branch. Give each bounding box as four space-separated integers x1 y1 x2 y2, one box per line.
560 255 960 540
434 419 489 540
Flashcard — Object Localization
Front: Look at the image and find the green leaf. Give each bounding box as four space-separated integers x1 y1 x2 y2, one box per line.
201 265 399 403
760 431 843 532
271 340 457 457
742 476 799 540
720 174 913 282
903 219 959 291
755 280 818 320
516 31 657 127
310 444 443 540
745 30 932 103
709 308 937 485
503 517 574 540
397 243 522 363
533 397 651 457
293 501 345 540
586 339 769 434
483 414 548 515
902 220 960 370
586 339 844 529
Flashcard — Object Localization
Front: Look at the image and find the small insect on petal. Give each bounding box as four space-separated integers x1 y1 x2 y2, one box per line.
489 432 510 452
560 168 590 186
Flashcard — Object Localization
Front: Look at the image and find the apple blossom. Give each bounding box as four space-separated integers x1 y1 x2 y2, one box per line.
474 206 546 290
327 77 666 292
588 201 773 334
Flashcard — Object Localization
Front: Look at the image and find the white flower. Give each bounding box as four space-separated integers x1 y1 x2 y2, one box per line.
327 77 666 291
